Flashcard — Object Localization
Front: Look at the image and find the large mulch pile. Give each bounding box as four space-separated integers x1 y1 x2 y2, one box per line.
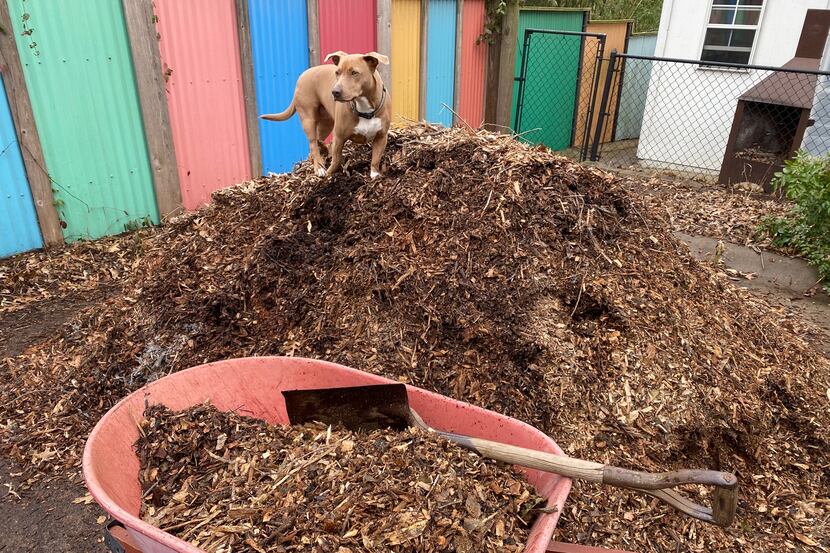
138 403 545 552
1 125 827 552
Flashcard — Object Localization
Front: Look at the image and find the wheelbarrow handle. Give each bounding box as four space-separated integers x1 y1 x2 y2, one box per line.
434 430 738 527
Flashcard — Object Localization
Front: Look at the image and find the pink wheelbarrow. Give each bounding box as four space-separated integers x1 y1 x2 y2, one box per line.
84 357 644 552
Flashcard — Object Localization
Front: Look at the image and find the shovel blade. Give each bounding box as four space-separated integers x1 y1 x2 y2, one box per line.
282 383 412 431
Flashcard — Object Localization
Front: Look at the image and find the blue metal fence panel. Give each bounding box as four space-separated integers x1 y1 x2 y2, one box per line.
248 0 310 174
615 33 658 141
425 0 457 126
0 76 42 258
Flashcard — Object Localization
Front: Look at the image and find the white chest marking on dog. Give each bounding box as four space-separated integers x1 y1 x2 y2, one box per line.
353 96 383 141
355 117 382 140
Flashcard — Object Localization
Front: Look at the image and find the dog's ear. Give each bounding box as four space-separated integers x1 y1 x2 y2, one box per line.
324 50 348 66
362 52 389 72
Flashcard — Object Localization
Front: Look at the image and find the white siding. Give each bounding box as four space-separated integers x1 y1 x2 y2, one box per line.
638 0 830 172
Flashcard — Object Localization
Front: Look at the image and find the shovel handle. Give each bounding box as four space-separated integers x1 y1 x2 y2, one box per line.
437 431 738 527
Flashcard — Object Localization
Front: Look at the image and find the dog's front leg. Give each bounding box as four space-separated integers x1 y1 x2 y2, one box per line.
370 132 388 179
326 135 345 177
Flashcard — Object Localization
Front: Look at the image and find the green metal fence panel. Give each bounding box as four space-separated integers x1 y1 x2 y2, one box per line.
8 0 159 241
512 9 586 146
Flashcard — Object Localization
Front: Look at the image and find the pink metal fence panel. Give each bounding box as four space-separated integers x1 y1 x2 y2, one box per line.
154 0 252 210
318 0 377 62
458 0 487 127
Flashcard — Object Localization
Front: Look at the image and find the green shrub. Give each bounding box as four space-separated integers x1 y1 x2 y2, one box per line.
762 151 830 291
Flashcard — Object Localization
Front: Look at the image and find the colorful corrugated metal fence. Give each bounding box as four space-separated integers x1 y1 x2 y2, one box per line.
0 75 42 257
615 33 658 141
458 0 487 127
318 0 376 61
8 0 159 241
154 0 252 210
0 0 534 258
248 0 309 174
425 0 457 125
392 0 422 123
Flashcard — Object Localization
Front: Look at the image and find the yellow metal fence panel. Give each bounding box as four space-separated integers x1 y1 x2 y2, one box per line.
391 0 422 124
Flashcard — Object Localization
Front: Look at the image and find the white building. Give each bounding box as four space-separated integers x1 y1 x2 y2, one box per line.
637 0 830 174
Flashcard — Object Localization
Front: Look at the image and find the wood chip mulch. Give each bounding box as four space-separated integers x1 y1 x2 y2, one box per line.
1 125 827 552
0 233 149 316
137 403 545 552
622 176 792 249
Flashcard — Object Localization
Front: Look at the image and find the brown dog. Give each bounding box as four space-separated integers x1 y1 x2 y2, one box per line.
261 51 391 179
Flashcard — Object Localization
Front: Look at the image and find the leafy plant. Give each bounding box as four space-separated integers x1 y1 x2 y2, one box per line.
20 0 40 57
523 0 664 33
478 0 663 45
478 0 519 45
124 216 153 233
761 151 830 291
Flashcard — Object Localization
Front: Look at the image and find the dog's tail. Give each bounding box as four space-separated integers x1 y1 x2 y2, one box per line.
260 100 296 122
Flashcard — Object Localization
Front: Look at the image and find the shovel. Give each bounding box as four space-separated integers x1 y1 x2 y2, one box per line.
283 383 738 527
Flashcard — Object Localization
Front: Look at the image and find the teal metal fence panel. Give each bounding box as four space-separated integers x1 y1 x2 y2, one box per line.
8 0 159 241
0 75 42 257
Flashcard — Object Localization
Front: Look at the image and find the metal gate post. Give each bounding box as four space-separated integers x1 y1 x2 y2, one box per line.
514 29 533 135
590 49 618 162
581 35 606 161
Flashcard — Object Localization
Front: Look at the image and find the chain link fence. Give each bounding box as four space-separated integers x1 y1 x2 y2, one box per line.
591 53 830 190
514 29 606 161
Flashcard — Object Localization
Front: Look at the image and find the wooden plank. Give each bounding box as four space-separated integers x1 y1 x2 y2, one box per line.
548 541 635 553
0 3 64 245
419 0 429 120
484 33 501 129
494 0 519 131
307 0 321 66
453 0 464 122
376 0 392 91
234 0 262 177
122 0 183 219
108 524 143 553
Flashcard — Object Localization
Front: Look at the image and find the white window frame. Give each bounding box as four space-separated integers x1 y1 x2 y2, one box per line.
699 0 767 66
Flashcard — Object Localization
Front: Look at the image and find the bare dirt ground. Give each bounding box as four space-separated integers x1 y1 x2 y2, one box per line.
0 283 112 553
0 459 106 553
0 167 826 552
0 240 137 552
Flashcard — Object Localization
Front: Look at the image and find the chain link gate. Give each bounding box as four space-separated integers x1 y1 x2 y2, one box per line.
514 29 606 161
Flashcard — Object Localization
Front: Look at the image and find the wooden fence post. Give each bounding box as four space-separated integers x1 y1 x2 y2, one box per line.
234 0 263 177
376 0 392 92
419 0 429 121
453 0 464 123
122 0 183 219
0 3 64 246
483 0 518 132
495 0 518 131
307 0 321 66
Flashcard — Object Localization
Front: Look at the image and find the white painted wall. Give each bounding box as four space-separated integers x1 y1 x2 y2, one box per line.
637 0 830 173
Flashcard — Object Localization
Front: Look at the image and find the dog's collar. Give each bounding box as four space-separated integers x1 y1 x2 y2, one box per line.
351 87 386 119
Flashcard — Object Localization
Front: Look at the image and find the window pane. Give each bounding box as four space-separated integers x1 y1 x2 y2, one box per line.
730 28 756 47
734 8 760 25
704 28 732 46
701 48 752 64
710 8 736 24
713 0 739 5
738 0 763 6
